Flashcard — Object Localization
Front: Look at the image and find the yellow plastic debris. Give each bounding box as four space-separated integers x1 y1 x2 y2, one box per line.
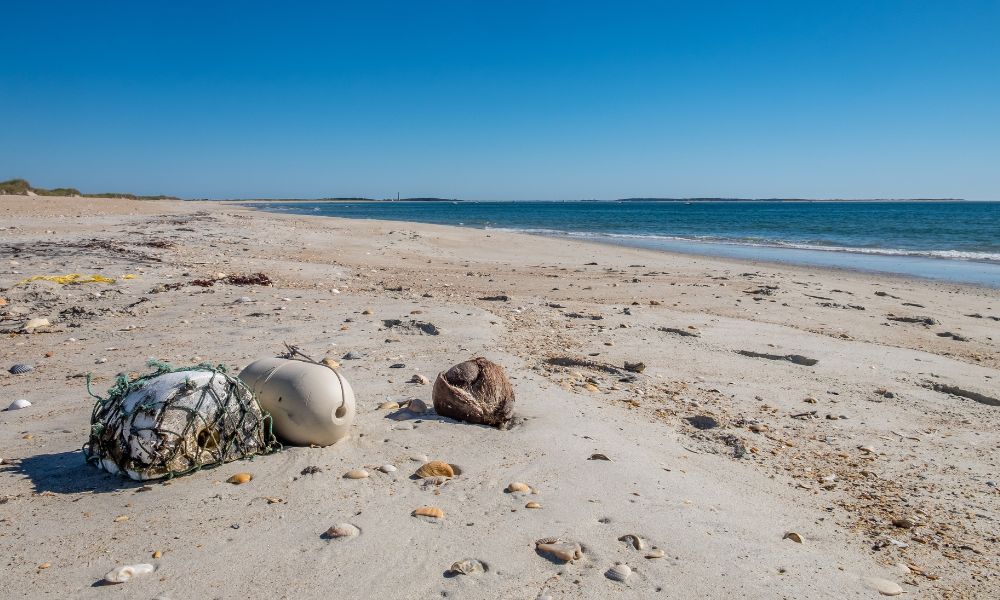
16 274 116 286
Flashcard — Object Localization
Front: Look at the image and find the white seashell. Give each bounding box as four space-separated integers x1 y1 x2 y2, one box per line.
645 548 665 559
344 469 369 479
449 558 488 575
410 454 429 462
323 523 360 539
379 464 397 473
864 577 904 596
7 399 31 411
104 563 155 584
24 318 50 330
605 563 631 582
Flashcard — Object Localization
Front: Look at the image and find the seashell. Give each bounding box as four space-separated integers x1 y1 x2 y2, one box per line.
114 515 129 522
378 401 401 410
323 523 360 539
227 473 252 484
321 358 341 369
783 531 804 543
416 461 454 478
104 563 155 584
7 399 31 411
588 453 612 461
410 374 430 385
362 308 374 315
406 398 428 414
645 548 665 559
412 506 445 519
379 464 397 473
152 550 162 559
344 469 369 479
8 364 33 375
525 501 542 509
449 558 487 575
432 357 515 429
24 318 51 330
507 482 531 493
618 534 645 551
864 577 904 596
535 537 583 562
38 562 51 569
605 563 632 582
410 454 429 462
419 476 451 487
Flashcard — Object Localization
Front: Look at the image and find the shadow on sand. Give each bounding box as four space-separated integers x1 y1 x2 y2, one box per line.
7 449 142 495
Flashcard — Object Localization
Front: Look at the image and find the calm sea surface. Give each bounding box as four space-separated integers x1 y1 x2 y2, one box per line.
246 201 1000 287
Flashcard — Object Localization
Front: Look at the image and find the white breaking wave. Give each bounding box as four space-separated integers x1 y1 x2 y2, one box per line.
485 227 1000 263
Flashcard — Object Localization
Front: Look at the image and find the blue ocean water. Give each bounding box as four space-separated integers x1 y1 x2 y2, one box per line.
247 200 1000 287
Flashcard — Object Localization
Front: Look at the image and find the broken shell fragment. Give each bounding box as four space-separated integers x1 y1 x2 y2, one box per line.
605 563 632 582
323 523 360 539
783 531 804 543
413 506 445 520
432 357 515 429
449 558 487 575
618 534 645 551
410 374 430 385
378 401 401 410
864 577 904 596
6 399 31 411
415 461 454 478
535 537 583 562
645 548 665 559
506 482 531 493
104 563 155 584
344 469 369 479
525 502 542 509
227 473 252 484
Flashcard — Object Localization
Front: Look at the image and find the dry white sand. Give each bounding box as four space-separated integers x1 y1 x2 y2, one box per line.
1 195 997 599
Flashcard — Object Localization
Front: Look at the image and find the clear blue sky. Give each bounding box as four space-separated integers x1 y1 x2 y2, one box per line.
2 1 998 200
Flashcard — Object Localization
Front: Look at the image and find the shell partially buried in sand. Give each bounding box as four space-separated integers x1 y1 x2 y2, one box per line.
412 506 445 520
432 357 515 429
104 563 155 584
535 537 583 562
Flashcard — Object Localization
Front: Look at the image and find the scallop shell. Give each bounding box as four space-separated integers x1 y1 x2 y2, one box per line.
535 537 583 562
323 523 360 539
618 534 645 550
344 469 369 479
8 364 33 375
412 506 445 519
507 482 531 493
227 473 252 484
525 502 542 509
104 563 155 584
449 558 487 575
605 563 631 582
7 399 31 411
415 461 454 478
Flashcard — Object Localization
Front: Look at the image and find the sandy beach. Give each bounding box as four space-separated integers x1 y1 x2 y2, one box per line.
1 195 997 599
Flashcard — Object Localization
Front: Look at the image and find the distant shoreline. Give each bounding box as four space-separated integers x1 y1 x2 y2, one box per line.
225 197 973 204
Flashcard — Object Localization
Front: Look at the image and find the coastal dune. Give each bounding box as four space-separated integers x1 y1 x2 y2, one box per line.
1 195 997 599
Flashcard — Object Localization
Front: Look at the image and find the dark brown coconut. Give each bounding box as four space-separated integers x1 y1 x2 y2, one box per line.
432 357 515 429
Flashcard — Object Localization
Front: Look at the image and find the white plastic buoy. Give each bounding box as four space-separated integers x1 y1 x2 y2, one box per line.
6 399 31 411
239 357 356 446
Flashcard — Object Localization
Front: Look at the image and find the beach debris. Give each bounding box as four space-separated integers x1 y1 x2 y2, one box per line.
6 399 31 411
686 415 719 430
525 502 542 509
301 465 322 475
103 563 155 584
623 361 646 373
545 356 624 375
479 294 510 302
8 364 34 375
783 532 804 543
892 516 916 529
83 361 277 481
645 548 666 559
239 352 356 446
936 331 970 341
605 563 632 583
323 523 360 539
535 537 583 562
506 482 531 493
378 401 401 410
415 461 455 478
864 577 904 596
412 506 445 520
342 351 365 360
344 469 369 479
736 350 818 366
17 273 115 286
409 374 430 385
618 534 645 551
927 383 1000 407
432 357 515 429
227 472 253 485
449 558 488 575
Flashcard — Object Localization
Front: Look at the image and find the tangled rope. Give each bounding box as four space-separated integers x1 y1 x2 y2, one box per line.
83 360 279 480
